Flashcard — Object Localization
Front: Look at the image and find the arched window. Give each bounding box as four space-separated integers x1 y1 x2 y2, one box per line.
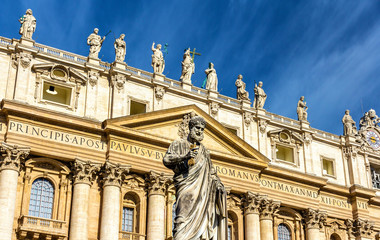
330 233 341 240
278 223 291 240
122 193 139 233
28 178 54 219
172 202 176 230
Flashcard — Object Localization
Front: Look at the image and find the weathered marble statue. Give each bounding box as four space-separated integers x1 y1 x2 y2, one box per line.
180 48 194 84
297 96 308 121
163 116 227 240
19 9 36 39
205 62 218 92
342 110 357 136
114 34 126 62
254 81 267 109
87 28 105 59
151 42 165 74
235 74 249 101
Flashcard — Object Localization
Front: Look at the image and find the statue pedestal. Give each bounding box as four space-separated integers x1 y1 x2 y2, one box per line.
344 135 357 145
300 120 310 129
112 61 127 70
181 81 192 91
256 108 266 116
153 73 165 82
87 57 100 66
241 100 251 109
20 37 35 47
208 90 218 99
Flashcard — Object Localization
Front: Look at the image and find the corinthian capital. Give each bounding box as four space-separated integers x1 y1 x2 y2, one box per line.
303 208 327 229
242 192 267 214
346 218 374 237
72 159 101 185
260 198 281 220
100 161 131 187
146 171 171 196
0 142 30 172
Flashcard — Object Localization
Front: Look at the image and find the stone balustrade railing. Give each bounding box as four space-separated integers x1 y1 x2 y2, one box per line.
18 215 67 239
119 231 146 240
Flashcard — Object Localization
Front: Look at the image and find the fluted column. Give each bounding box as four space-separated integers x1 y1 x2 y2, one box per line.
260 198 280 240
69 159 100 240
303 208 327 240
0 142 30 240
243 192 266 240
146 171 170 240
99 161 131 240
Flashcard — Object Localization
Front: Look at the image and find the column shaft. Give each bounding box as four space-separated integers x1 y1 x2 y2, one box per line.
69 183 91 240
245 213 260 240
100 185 121 240
147 193 166 240
0 169 19 240
305 228 319 240
260 218 274 240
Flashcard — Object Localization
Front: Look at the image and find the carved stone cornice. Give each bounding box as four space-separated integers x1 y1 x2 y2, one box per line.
146 171 171 196
72 159 101 185
260 198 281 220
345 218 374 237
242 192 267 214
303 208 327 229
0 142 30 172
100 161 131 188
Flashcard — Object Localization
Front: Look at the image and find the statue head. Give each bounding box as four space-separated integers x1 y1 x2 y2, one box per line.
258 81 263 87
209 62 214 69
368 109 377 118
300 96 305 101
345 109 350 115
156 44 162 49
120 34 125 39
238 74 243 80
188 116 206 143
94 28 99 34
26 9 33 15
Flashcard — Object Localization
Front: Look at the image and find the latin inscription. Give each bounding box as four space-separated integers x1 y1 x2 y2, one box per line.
110 140 165 161
8 120 106 150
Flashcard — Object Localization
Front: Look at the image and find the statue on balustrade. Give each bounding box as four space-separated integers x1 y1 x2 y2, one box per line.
205 62 218 92
342 110 357 136
163 116 227 240
114 34 126 63
151 42 165 74
254 81 266 109
297 96 308 121
180 48 194 84
87 28 106 59
19 9 36 39
235 74 249 101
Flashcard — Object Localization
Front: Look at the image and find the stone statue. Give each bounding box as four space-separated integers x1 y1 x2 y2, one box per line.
163 116 227 240
114 34 126 62
342 110 357 136
297 96 308 121
205 62 218 92
180 48 194 84
19 9 36 39
254 81 267 109
359 109 380 130
87 28 105 59
235 74 249 101
151 42 165 74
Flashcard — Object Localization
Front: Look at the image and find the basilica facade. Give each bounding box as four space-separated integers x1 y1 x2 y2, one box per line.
0 9 379 240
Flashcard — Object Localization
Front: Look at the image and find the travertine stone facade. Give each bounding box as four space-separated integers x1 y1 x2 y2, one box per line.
0 10 379 240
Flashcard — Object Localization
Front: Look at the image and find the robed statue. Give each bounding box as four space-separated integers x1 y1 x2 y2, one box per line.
163 116 227 240
151 42 165 74
87 28 105 59
297 96 308 121
180 48 195 84
205 62 218 92
342 110 357 136
19 9 36 39
114 34 126 62
254 81 267 109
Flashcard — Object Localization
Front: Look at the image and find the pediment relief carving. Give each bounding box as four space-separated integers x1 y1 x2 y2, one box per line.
25 158 70 174
267 129 304 146
32 63 87 85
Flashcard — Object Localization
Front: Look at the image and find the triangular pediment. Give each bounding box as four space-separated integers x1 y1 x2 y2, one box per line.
104 105 269 164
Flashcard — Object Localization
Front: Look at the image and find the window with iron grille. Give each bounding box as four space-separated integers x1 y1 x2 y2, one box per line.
28 178 54 219
278 223 291 240
122 207 134 232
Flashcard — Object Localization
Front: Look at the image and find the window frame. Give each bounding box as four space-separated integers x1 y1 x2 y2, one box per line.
27 176 57 219
320 156 337 179
40 79 75 110
128 97 150 116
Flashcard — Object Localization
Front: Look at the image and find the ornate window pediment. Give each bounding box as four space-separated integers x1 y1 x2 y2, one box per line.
268 129 304 145
268 129 303 166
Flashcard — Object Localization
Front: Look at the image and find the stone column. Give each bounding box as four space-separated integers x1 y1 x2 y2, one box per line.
0 142 30 240
243 192 266 240
146 171 170 240
303 208 327 240
99 161 130 240
69 159 100 240
260 198 280 240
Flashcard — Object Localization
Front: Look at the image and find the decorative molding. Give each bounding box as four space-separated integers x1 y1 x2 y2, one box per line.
146 171 171 196
0 142 30 172
260 198 281 220
154 86 165 101
111 74 126 92
345 218 374 237
20 52 32 69
259 119 268 134
88 71 99 87
74 83 81 110
124 174 145 190
72 159 101 185
100 161 131 187
302 208 327 229
210 102 220 116
244 112 253 127
242 192 266 214
11 53 19 69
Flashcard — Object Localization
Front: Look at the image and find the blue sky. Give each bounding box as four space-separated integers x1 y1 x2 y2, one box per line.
1 0 380 135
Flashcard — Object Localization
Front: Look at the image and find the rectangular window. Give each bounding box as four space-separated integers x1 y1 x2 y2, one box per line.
322 158 334 176
42 82 72 105
226 127 238 135
276 145 294 163
122 207 134 232
130 100 146 115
